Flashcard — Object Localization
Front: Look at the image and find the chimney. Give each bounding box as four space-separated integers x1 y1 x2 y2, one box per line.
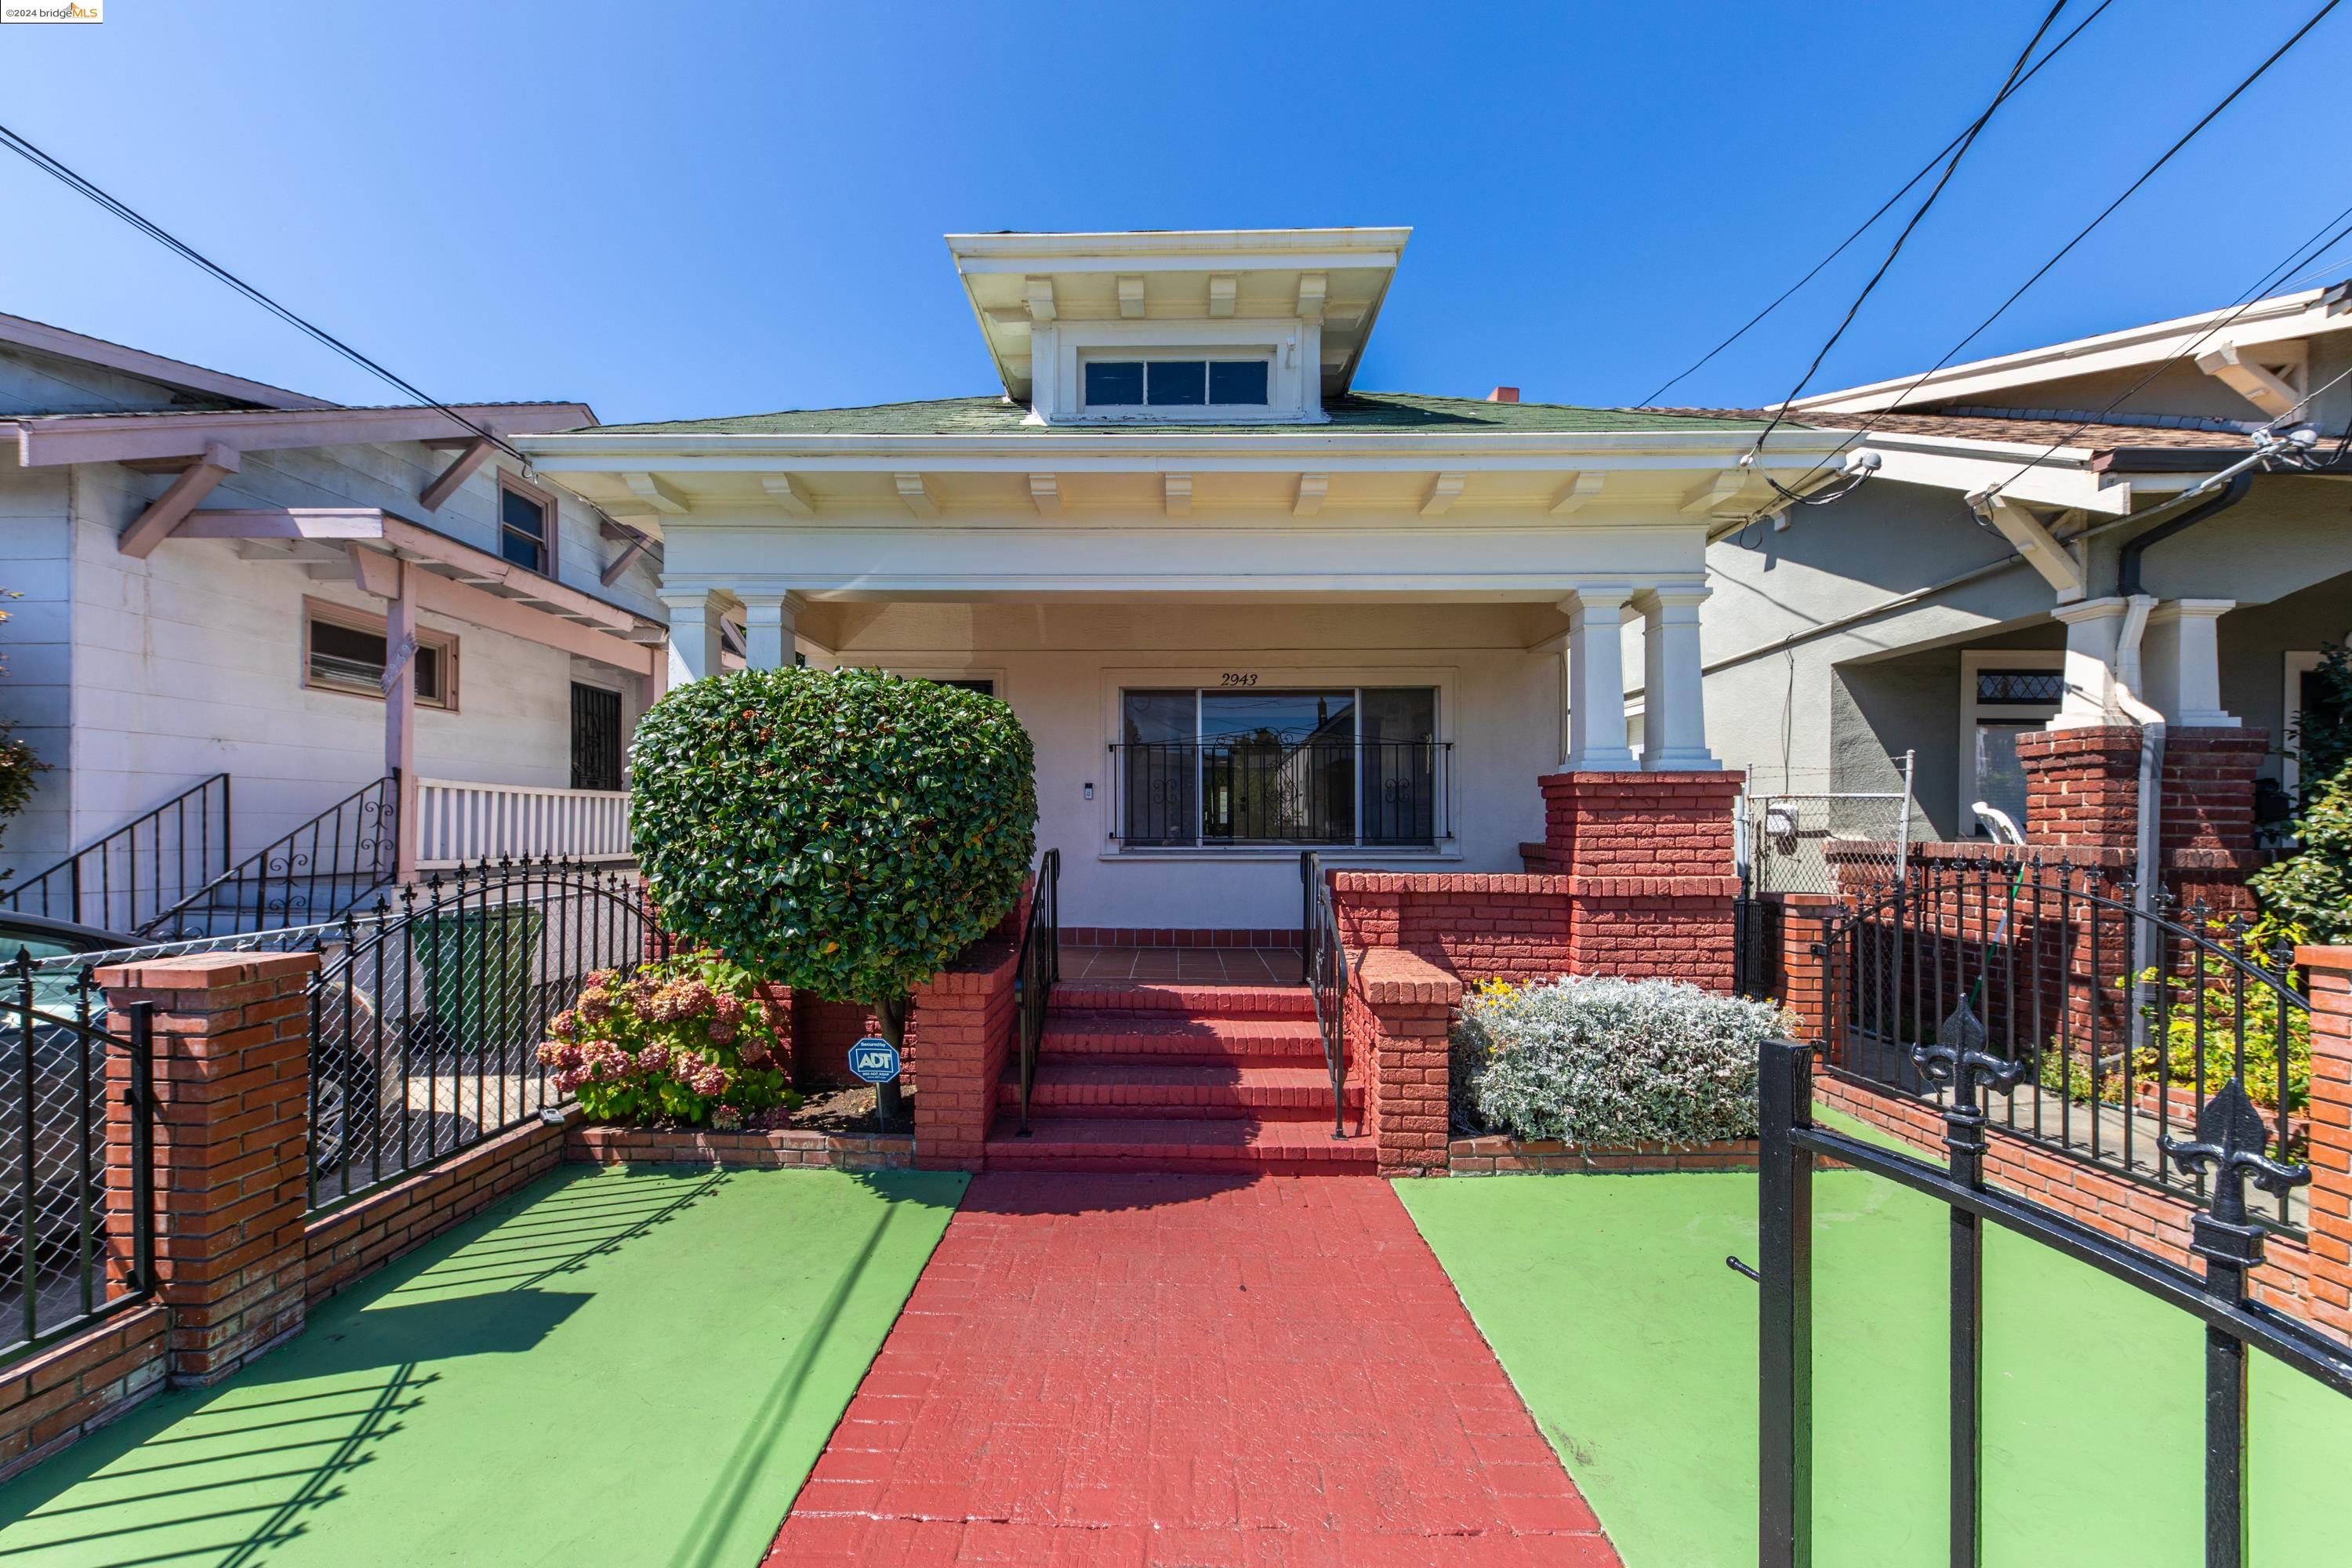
1486 386 1519 404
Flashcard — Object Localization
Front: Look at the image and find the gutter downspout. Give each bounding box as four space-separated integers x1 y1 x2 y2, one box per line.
2117 470 2255 600
2113 595 2165 1069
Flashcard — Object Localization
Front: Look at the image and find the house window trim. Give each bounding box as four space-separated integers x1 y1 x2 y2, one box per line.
1076 349 1281 423
1098 664 1457 858
496 469 560 579
302 594 459 712
1958 648 2063 836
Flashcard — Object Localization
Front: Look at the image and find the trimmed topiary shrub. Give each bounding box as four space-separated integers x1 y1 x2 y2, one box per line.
628 666 1036 1065
537 953 797 1127
1450 975 1787 1146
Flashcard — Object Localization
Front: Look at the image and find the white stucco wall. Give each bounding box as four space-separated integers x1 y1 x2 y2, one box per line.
811 601 1562 931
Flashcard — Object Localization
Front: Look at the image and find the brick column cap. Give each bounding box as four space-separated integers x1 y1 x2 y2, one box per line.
94 951 319 991
2293 946 2352 971
1352 946 1463 1006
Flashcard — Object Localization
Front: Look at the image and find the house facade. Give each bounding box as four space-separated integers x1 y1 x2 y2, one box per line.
0 313 670 935
1684 283 2352 875
521 227 1849 937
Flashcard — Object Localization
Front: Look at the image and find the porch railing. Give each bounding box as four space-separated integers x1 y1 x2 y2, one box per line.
0 774 231 935
1109 739 1451 848
140 777 398 940
415 779 633 869
1008 848 1060 1135
1299 851 1348 1139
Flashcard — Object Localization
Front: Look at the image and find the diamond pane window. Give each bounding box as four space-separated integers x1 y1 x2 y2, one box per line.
1976 670 2065 705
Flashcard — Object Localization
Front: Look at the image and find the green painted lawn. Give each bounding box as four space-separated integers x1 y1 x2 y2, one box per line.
1399 1116 2352 1568
0 1164 966 1568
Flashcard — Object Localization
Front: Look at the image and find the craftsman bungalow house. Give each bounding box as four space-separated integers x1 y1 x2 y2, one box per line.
0 312 670 935
519 226 1846 940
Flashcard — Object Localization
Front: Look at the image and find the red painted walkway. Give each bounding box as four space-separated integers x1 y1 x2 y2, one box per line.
765 1174 1619 1567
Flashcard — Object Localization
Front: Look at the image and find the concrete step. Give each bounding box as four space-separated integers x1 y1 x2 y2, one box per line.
982 1115 1375 1175
998 1061 1356 1120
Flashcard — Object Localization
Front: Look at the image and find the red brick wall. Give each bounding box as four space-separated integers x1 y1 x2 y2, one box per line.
1332 872 1573 985
0 1303 168 1483
304 1117 568 1306
1449 1134 1759 1174
1346 947 1460 1176
2014 724 2266 904
907 935 1021 1174
567 1125 914 1171
1543 771 1744 993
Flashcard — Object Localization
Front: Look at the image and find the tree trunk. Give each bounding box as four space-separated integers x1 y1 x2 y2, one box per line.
872 992 908 1131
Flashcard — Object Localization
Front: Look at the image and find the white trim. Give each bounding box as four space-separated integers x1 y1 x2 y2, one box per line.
1095 663 1455 853
1959 649 2065 833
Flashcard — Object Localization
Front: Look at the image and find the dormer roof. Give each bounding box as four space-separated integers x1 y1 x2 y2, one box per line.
947 227 1409 403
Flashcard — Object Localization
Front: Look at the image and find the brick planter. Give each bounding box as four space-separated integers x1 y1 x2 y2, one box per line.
1447 1134 1760 1174
564 1124 915 1171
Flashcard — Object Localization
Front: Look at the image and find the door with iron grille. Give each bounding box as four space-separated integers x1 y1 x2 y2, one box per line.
570 683 623 793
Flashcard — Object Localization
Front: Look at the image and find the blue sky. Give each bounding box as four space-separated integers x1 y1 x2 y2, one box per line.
1 1 2346 424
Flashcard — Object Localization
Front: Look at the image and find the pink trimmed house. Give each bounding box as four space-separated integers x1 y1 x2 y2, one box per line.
0 313 675 936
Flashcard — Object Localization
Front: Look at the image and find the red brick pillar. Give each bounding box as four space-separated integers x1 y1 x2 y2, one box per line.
1346 948 1459 1176
2295 947 2352 1341
2016 727 2143 848
96 953 318 1385
1538 770 1744 990
906 938 1019 1174
1773 895 1840 1047
2016 724 2266 906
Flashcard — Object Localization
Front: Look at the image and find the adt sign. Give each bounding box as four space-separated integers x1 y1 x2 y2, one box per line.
848 1036 902 1086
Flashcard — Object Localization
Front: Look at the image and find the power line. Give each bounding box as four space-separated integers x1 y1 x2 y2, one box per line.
1774 0 2345 495
1639 0 2114 408
0 119 530 465
1744 1 2071 461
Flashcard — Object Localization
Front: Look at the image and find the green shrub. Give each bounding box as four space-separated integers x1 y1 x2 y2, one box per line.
627 666 1036 1054
2250 757 2352 946
536 953 798 1127
1450 975 1786 1146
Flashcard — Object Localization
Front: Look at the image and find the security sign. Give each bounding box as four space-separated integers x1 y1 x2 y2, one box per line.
848 1036 902 1085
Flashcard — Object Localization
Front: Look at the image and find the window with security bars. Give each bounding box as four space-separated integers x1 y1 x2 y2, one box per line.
571 683 624 792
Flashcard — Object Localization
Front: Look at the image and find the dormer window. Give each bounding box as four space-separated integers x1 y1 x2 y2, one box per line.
1080 354 1272 416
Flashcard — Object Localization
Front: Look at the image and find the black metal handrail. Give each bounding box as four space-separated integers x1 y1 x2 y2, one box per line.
1299 851 1348 1139
1110 739 1451 848
1819 856 2310 1229
141 775 398 939
1009 848 1059 1135
1759 1039 2342 1568
1 956 153 1368
307 857 655 1210
0 773 230 934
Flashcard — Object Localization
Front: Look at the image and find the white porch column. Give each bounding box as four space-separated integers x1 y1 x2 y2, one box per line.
739 592 799 671
2141 599 2239 727
1637 584 1719 770
1563 587 1638 771
659 590 727 685
2050 596 2129 729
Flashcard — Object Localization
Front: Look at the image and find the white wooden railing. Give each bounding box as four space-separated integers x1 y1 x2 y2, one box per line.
412 779 633 869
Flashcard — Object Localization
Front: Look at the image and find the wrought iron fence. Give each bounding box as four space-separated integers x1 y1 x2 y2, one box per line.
1007 848 1059 1135
1298 852 1349 1139
1 960 152 1367
0 773 230 935
1820 857 2310 1229
1111 739 1451 848
145 776 398 940
1759 1039 2350 1568
306 859 653 1211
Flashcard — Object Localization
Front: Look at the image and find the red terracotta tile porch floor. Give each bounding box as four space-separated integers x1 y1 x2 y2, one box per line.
1057 943 1304 986
764 1174 1620 1567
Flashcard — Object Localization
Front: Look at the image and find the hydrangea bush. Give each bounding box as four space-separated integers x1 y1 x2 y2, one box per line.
537 953 799 1128
1450 975 1788 1145
627 666 1036 1057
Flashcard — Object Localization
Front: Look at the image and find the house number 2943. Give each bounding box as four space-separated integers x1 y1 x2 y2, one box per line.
1219 673 1258 687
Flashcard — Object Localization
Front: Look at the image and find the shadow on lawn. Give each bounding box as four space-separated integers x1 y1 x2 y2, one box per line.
0 1166 726 1563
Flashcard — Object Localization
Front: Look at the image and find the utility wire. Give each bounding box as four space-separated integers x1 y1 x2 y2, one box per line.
1774 0 2345 495
0 119 530 464
1639 0 2114 408
1744 1 2071 460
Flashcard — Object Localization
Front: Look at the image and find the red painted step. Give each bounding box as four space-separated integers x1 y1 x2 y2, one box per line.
997 1060 1359 1118
1041 1011 1328 1065
1049 981 1318 1018
982 1115 1374 1174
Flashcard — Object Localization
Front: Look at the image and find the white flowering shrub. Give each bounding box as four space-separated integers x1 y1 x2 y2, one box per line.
1450 975 1787 1145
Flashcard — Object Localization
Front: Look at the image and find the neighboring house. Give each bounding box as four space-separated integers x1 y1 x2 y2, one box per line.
0 312 670 935
1680 281 2352 854
517 226 1853 935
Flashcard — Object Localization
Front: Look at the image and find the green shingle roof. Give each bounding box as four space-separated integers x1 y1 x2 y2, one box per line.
577 392 1774 437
